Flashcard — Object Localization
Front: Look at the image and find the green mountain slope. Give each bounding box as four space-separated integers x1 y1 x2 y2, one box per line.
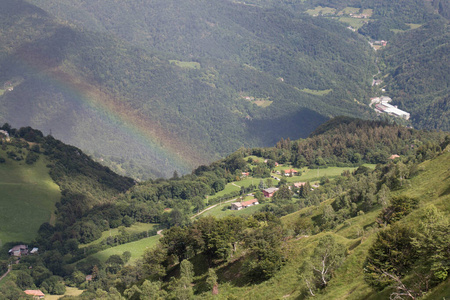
0 126 134 246
0 0 377 178
380 20 450 131
0 148 60 244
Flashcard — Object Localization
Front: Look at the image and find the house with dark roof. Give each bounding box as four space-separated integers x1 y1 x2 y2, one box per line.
262 187 279 197
9 245 28 257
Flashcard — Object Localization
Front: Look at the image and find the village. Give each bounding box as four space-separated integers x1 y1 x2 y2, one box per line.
228 159 319 213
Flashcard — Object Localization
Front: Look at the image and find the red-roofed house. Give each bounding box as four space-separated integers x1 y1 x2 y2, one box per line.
241 199 259 208
284 169 298 176
24 290 45 299
231 199 259 210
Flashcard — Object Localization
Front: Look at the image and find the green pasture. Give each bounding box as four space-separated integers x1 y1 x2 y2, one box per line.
338 17 369 29
80 223 157 248
88 235 160 265
362 9 373 16
300 88 332 96
253 99 272 108
305 6 336 16
169 60 201 69
407 23 422 29
339 7 360 15
207 183 240 204
0 151 60 244
273 165 375 183
45 287 83 300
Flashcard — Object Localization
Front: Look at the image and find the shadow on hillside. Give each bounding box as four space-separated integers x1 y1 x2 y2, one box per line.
246 108 328 147
440 182 450 197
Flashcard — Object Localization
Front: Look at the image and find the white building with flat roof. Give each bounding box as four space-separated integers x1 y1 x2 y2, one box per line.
372 97 410 120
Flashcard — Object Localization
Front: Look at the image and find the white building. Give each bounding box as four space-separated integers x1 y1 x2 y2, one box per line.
372 97 410 120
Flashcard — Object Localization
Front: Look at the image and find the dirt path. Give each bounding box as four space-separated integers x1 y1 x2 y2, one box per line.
0 265 12 282
191 198 238 219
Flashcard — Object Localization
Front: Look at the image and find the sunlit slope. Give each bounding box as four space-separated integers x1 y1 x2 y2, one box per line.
0 153 60 244
210 151 450 299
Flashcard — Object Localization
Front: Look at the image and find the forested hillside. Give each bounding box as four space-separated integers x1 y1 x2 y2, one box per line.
379 20 450 131
0 0 377 179
284 0 449 131
1 119 448 299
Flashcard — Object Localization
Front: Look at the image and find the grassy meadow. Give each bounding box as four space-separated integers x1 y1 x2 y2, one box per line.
87 235 160 265
80 223 157 248
45 287 84 300
200 201 269 219
0 149 60 245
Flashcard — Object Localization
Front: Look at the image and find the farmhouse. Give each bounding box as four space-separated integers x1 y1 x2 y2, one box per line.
284 169 298 176
9 245 28 257
263 187 279 197
24 290 45 299
293 182 307 188
231 202 243 210
231 199 259 210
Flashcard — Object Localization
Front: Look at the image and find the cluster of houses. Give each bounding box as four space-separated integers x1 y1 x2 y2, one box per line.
230 181 311 211
8 244 38 257
372 96 410 120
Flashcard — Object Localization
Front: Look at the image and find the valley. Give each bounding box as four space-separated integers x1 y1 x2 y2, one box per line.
0 0 449 299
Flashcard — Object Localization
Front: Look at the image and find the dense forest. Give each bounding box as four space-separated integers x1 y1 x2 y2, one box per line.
379 20 450 131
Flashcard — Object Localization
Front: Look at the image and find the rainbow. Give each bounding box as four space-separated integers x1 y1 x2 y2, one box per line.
11 49 208 176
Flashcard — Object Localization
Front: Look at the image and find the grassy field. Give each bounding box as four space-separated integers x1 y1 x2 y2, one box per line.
253 99 273 108
305 6 336 16
339 7 360 15
207 183 240 204
273 165 375 184
169 60 201 69
87 235 160 265
45 287 84 300
300 88 332 96
0 150 60 245
338 17 369 29
406 23 422 29
79 223 157 248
